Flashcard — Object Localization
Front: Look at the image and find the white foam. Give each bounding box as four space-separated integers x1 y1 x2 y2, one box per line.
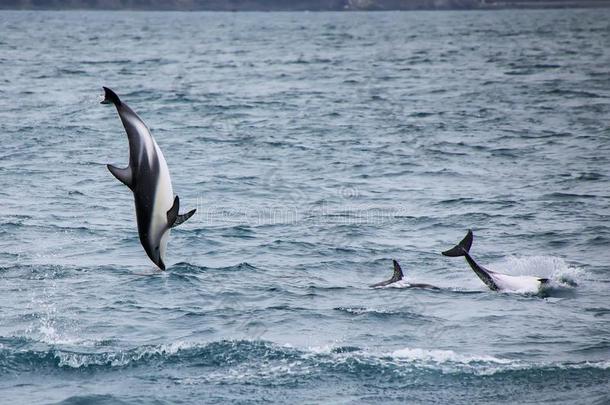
179 359 315 385
387 280 412 289
391 347 512 364
494 256 580 278
555 360 610 370
488 255 583 290
369 280 416 289
55 340 196 368
32 313 97 346
336 306 400 315
306 344 334 354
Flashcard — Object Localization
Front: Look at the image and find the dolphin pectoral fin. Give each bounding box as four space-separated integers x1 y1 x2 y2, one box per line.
107 164 133 189
173 209 196 228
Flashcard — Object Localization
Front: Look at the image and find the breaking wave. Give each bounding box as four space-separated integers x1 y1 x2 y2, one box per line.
1 339 608 381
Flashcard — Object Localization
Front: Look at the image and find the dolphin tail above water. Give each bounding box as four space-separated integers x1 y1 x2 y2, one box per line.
442 230 549 292
441 229 474 258
101 86 121 106
442 229 501 290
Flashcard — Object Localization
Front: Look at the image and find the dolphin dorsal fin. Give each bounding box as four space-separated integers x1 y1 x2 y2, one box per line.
167 196 180 228
107 164 133 190
167 196 197 228
391 260 404 283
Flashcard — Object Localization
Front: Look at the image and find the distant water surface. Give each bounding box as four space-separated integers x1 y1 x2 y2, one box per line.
0 9 609 404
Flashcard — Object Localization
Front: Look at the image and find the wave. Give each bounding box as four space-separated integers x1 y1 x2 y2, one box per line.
0 264 95 280
2 339 608 380
333 306 431 320
170 261 259 274
57 394 130 405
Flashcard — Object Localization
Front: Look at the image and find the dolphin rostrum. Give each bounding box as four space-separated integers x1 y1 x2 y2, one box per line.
370 260 440 289
442 230 549 292
102 87 196 270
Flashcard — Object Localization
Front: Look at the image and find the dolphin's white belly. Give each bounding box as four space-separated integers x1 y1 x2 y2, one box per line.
149 139 174 259
490 273 543 293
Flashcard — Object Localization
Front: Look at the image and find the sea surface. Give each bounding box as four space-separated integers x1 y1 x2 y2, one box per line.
0 9 609 404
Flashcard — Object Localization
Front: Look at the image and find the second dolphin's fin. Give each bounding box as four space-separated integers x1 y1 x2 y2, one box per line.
442 229 474 257
369 259 404 288
391 260 404 283
107 164 133 190
166 196 196 228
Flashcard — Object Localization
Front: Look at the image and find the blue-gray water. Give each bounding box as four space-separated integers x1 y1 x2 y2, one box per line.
1 9 609 404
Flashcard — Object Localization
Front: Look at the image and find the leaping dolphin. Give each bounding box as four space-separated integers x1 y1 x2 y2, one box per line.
370 260 440 289
442 230 549 292
102 87 196 270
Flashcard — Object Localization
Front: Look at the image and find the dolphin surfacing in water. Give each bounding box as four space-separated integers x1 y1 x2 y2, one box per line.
102 87 196 270
370 260 439 289
442 230 549 292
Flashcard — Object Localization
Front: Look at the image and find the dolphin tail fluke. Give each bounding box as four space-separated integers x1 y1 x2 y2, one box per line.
167 196 196 228
442 229 474 257
101 86 121 106
391 260 404 283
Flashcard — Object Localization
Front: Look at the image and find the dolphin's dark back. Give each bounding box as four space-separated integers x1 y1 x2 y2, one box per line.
118 106 154 176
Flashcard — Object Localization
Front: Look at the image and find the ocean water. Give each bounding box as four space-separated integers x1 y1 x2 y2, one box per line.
0 8 609 404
